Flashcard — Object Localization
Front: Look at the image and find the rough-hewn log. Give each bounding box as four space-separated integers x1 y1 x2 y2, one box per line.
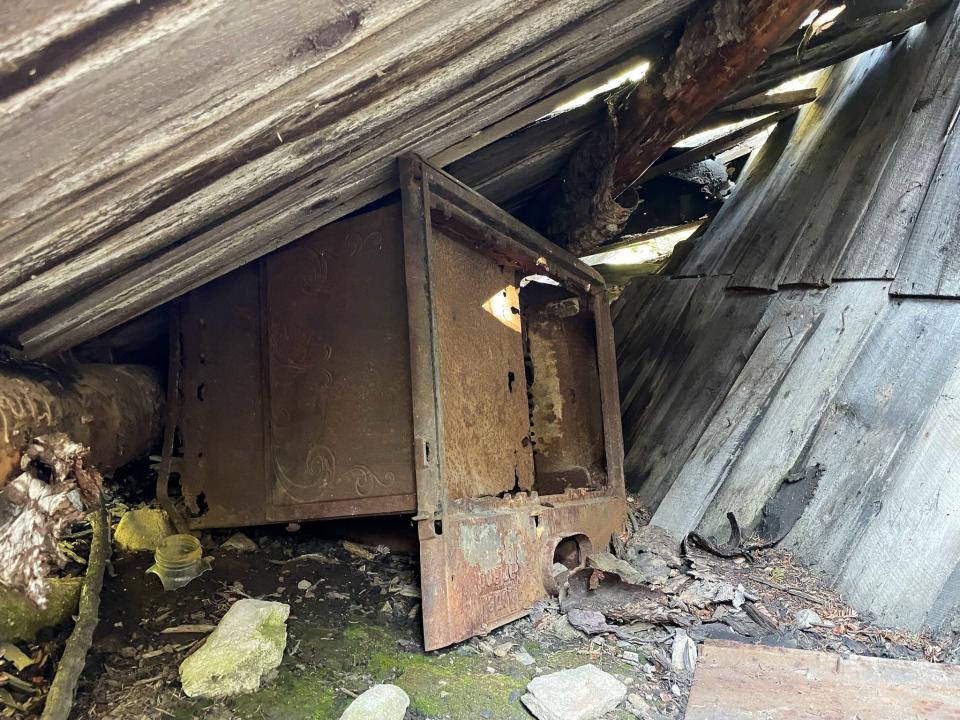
0 364 163 482
547 0 822 254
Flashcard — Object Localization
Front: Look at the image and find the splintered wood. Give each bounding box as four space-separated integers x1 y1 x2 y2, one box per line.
685 640 960 719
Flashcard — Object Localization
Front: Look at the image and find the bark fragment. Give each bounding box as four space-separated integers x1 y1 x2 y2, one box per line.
0 434 103 606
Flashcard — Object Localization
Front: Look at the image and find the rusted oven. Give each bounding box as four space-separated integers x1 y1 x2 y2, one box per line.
172 156 626 649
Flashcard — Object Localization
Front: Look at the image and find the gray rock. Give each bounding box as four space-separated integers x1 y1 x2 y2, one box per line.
221 532 259 553
795 608 831 629
179 599 290 698
339 684 410 720
521 664 627 720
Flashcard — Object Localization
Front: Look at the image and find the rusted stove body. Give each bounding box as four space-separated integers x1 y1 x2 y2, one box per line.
176 157 626 649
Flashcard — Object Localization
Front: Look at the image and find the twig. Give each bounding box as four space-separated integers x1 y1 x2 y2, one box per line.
41 502 110 720
748 576 825 605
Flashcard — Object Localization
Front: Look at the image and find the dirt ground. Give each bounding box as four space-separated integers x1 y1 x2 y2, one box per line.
4 490 957 720
66 521 669 720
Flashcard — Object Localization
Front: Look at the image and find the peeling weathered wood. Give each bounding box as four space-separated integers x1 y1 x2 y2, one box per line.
0 0 695 356
546 0 821 254
0 434 102 606
686 640 960 719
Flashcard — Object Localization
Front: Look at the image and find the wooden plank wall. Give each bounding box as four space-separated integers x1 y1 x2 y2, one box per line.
616 0 960 631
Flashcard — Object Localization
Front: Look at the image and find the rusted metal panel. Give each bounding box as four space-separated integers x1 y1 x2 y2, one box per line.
400 156 626 650
431 226 535 499
263 204 417 519
180 264 267 528
525 285 607 494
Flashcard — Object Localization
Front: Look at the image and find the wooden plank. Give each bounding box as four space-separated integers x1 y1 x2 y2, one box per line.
837 356 960 629
650 303 820 539
697 281 889 540
0 0 694 355
890 84 960 296
686 640 960 719
709 58 864 278
618 278 772 509
785 17 947 286
838 1 960 279
724 0 951 103
637 108 802 185
783 296 960 603
547 0 821 253
671 112 798 277
728 47 888 290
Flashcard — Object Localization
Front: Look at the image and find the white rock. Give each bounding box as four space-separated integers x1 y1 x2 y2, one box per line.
670 629 697 675
179 599 290 698
521 664 627 720
514 648 536 666
339 684 410 720
296 579 312 591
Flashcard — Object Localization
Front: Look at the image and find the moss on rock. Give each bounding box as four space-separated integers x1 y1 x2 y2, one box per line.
0 577 82 642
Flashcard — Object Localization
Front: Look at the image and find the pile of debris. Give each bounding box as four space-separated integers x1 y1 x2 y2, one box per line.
531 505 955 717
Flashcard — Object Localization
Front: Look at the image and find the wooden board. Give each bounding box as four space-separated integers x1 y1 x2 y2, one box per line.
838 4 960 280
696 282 889 540
614 276 772 509
686 640 960 719
650 302 820 538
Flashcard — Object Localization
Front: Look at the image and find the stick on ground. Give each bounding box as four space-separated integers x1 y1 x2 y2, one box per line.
41 502 110 720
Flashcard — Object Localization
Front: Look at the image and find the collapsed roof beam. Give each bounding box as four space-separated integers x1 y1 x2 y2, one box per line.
544 0 823 255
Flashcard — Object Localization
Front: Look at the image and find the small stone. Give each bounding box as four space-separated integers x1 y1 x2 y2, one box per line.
514 648 536 666
622 651 640 663
339 684 409 720
795 608 826 629
627 693 649 711
179 599 290 698
521 664 627 720
296 580 312 591
114 508 175 552
494 642 514 657
221 532 259 553
670 630 697 675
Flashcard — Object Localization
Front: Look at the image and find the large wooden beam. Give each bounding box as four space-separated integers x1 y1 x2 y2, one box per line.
0 0 695 357
546 0 822 254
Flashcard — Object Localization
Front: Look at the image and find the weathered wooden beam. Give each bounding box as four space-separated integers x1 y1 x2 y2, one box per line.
546 0 823 254
727 0 951 102
0 364 162 482
0 0 696 356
